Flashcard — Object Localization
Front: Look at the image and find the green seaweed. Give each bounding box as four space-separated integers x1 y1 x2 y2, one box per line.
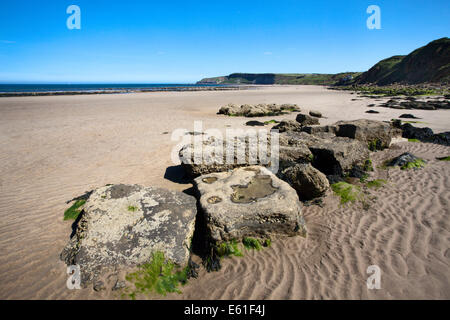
242 237 263 250
264 119 278 125
125 251 189 298
216 240 243 257
331 182 363 204
366 179 387 189
401 158 426 170
408 138 420 143
64 200 86 220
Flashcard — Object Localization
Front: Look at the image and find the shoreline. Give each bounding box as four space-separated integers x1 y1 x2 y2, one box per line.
0 85 255 98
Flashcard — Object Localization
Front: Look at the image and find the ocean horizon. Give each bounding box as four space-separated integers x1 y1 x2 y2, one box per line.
0 83 229 93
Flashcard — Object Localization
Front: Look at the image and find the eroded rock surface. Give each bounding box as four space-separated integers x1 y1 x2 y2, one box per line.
194 166 307 244
60 184 197 286
279 163 329 200
334 119 399 150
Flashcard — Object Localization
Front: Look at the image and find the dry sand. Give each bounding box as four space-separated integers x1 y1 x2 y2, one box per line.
0 85 449 299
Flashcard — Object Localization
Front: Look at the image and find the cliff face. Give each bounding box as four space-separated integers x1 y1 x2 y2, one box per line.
356 38 450 85
197 73 361 85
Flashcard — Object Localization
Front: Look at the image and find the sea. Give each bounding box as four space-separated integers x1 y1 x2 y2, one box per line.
0 83 228 93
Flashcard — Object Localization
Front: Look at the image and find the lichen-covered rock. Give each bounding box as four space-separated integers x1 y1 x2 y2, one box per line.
179 134 276 177
334 119 398 150
194 166 307 244
301 125 337 136
279 163 329 200
60 184 197 286
296 113 320 126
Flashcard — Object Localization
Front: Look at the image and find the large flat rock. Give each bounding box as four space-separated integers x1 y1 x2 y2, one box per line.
60 184 197 285
194 166 307 244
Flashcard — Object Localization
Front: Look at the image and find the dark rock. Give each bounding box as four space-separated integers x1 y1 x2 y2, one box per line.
365 110 379 114
399 114 420 119
246 120 265 127
309 110 322 118
388 152 419 167
401 123 434 140
272 120 302 133
296 114 320 126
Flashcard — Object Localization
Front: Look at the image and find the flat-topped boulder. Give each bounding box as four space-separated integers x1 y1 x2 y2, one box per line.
194 166 307 244
179 134 277 177
60 184 197 286
218 103 300 117
272 120 303 133
334 119 399 150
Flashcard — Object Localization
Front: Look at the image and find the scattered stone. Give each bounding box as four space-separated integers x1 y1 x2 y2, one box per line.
194 166 307 244
60 184 197 286
399 114 420 119
93 281 106 292
246 120 265 127
272 120 302 133
296 113 320 126
388 152 426 169
278 163 329 200
309 110 322 118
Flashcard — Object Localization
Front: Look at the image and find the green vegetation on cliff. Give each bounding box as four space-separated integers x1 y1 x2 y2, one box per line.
197 72 361 85
355 38 450 85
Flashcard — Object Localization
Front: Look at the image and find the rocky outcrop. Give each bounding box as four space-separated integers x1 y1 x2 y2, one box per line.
279 163 329 200
296 113 320 126
218 103 300 117
60 184 197 286
334 119 399 150
194 166 307 244
401 123 450 146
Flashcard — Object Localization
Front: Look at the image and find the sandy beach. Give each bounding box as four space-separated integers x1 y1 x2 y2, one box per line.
0 85 449 300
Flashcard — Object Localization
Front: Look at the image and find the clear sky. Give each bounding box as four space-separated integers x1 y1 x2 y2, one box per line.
0 0 449 83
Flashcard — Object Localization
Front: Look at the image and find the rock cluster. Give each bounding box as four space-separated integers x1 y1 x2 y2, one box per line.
218 103 300 117
382 97 450 110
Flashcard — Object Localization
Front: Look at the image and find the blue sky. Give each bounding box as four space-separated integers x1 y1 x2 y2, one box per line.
0 0 449 83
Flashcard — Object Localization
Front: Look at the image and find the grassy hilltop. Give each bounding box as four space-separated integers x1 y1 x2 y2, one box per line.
198 38 450 87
